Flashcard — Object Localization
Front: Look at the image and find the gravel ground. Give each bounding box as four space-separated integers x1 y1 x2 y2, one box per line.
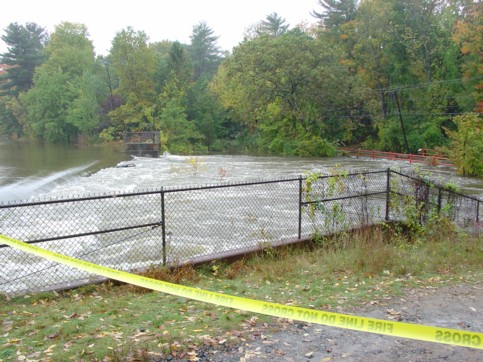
192 282 483 362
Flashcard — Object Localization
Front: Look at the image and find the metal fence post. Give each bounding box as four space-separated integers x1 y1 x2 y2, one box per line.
437 187 442 214
160 187 167 266
298 176 303 239
385 168 391 221
477 200 480 224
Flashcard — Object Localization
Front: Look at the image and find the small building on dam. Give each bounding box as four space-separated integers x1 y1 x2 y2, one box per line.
123 131 161 157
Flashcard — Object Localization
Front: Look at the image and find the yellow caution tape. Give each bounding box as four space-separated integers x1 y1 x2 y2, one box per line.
1 234 482 350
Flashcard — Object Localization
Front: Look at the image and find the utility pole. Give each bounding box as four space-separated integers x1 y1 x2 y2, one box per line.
392 90 409 154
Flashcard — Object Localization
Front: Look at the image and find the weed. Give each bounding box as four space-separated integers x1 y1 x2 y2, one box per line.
218 167 228 181
303 167 351 237
170 156 207 176
223 259 248 279
121 264 199 294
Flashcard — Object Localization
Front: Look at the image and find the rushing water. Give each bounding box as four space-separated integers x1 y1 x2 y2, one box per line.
1 142 482 294
0 140 482 202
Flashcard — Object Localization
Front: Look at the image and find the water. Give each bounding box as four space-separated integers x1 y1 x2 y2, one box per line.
0 140 130 201
1 143 482 294
1 144 481 202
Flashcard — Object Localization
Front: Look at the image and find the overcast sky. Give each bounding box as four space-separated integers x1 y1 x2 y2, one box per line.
1 0 320 55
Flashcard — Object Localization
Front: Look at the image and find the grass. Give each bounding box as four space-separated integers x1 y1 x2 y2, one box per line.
0 222 481 361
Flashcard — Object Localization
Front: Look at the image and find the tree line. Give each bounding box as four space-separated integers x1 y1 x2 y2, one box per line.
0 0 481 174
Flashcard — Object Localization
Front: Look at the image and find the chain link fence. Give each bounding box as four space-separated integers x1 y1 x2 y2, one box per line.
0 169 480 295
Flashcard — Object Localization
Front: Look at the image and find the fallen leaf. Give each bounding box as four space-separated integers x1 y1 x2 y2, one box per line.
187 351 199 361
47 331 60 339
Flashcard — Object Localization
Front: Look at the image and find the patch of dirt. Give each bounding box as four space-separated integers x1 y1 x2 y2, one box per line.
192 282 482 362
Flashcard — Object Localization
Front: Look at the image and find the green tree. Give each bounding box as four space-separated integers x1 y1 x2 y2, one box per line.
211 29 366 155
187 77 226 150
452 0 482 113
0 22 47 96
189 22 221 80
151 40 176 93
158 96 204 153
444 113 482 176
349 0 474 153
167 41 192 87
0 96 24 138
352 0 397 121
107 27 157 133
149 40 205 153
0 22 47 138
312 0 358 31
20 22 102 143
256 12 290 37
20 70 74 142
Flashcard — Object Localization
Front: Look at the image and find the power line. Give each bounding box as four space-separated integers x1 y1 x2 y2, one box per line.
376 76 483 94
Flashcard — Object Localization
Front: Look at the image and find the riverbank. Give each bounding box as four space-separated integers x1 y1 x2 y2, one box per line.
1 226 481 360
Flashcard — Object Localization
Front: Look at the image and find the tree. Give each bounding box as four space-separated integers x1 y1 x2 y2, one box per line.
0 22 47 138
211 29 366 156
391 0 447 83
349 0 477 153
141 40 204 153
0 22 47 96
444 113 482 176
312 0 358 31
347 0 395 120
256 12 290 37
187 77 226 150
0 96 24 138
452 0 482 113
20 22 103 143
158 96 204 153
107 27 157 132
167 41 192 87
189 22 221 80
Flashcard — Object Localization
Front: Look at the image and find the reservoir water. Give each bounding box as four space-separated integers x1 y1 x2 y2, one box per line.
0 140 130 201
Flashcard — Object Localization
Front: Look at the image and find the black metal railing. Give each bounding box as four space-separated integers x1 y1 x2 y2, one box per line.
123 131 160 144
0 169 480 295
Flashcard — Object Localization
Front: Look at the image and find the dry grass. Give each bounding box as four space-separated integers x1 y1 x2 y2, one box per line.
120 264 200 294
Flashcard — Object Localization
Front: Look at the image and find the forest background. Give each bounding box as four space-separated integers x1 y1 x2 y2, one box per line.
0 0 481 175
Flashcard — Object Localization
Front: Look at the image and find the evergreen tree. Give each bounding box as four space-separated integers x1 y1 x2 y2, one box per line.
167 41 192 87
189 22 221 80
0 22 47 96
257 12 290 37
312 0 358 30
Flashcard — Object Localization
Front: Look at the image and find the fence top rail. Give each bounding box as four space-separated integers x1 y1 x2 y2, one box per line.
389 170 482 202
0 169 480 209
302 191 387 205
0 176 304 208
315 169 387 180
339 147 452 160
